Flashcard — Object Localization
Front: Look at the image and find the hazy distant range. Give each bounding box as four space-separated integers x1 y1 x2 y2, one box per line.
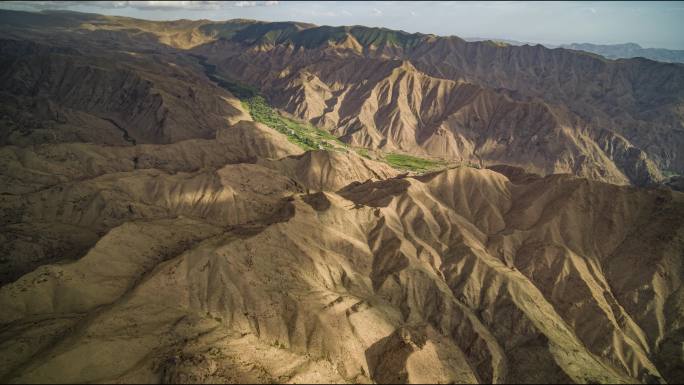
464 38 684 63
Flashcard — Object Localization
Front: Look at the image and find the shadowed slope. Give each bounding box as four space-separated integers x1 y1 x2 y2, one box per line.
1 167 681 383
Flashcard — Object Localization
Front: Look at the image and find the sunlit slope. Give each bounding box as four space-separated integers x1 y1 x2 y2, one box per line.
1 166 682 383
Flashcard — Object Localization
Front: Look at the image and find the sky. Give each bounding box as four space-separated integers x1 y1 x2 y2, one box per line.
1 1 683 50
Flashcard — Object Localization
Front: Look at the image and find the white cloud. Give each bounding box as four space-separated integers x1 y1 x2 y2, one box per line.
4 1 281 11
234 1 279 7
2 1 84 10
126 1 222 10
6 1 225 11
306 9 337 17
372 8 382 15
579 6 598 15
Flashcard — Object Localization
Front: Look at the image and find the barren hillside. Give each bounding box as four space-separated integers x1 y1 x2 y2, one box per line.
0 9 683 385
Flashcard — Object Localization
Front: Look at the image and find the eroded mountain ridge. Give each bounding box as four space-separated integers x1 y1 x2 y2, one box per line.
0 10 683 385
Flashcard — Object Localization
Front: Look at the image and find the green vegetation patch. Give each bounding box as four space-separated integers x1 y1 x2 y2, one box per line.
291 26 349 48
192 53 346 151
231 22 301 45
383 153 447 172
198 22 251 40
354 147 371 159
350 26 425 49
223 22 427 50
194 53 457 170
244 95 347 151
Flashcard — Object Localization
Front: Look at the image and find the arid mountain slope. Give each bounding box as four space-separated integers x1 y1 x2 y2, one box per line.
0 37 250 146
188 21 682 186
0 128 303 284
2 10 681 185
1 166 682 384
0 10 683 385
260 150 399 191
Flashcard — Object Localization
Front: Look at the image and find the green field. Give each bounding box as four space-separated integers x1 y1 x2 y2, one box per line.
354 147 371 159
196 58 453 172
382 153 447 172
244 95 347 151
245 95 454 173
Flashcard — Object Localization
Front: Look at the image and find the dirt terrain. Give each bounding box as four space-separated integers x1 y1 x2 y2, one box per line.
0 9 683 384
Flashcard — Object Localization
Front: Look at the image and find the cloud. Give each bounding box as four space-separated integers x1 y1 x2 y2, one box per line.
372 8 382 15
579 6 598 15
121 2 223 10
3 1 279 11
234 1 279 7
306 9 337 18
1 1 88 10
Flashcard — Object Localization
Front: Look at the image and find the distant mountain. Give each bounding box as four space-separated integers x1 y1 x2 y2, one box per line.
464 37 563 49
562 42 684 64
463 37 554 47
464 37 526 46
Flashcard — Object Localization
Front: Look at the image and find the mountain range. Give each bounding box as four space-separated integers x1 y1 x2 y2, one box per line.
464 39 684 65
0 9 683 384
562 42 684 64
